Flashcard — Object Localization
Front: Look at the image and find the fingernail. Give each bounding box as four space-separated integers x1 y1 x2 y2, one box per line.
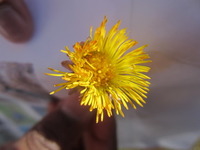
0 2 33 42
61 60 73 70
0 3 23 40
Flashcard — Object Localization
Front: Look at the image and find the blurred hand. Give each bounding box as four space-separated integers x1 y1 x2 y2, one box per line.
0 93 117 150
0 0 34 43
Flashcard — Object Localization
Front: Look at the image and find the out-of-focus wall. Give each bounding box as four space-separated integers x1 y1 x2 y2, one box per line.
118 0 200 149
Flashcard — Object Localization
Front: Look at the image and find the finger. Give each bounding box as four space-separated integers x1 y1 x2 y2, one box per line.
84 114 117 150
61 60 73 70
61 60 83 96
68 86 85 95
47 95 60 113
59 92 94 123
0 0 33 42
68 88 78 95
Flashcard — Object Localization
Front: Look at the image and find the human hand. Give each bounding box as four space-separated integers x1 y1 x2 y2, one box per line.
0 93 117 150
0 0 33 43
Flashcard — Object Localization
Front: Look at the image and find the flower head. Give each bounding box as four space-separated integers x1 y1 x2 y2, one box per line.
46 17 151 123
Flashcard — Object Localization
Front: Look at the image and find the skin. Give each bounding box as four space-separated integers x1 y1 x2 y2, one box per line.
0 0 34 42
0 93 117 150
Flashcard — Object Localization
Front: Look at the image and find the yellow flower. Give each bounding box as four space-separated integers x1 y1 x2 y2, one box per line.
46 17 151 123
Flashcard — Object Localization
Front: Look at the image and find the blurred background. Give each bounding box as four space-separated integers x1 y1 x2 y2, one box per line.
0 0 200 149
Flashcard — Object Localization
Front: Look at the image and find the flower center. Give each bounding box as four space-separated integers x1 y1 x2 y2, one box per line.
83 52 114 87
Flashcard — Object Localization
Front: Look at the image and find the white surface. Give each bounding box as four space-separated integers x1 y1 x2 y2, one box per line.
1 0 200 149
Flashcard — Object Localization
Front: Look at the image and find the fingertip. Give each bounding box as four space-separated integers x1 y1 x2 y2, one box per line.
48 95 60 112
0 0 34 43
60 92 94 124
61 60 73 70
